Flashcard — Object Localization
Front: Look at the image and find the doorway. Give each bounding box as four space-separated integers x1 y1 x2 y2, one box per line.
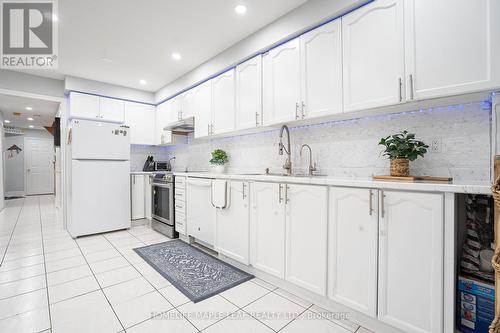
25 138 55 195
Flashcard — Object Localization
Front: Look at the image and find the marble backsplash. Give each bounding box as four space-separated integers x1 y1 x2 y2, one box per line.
138 101 492 182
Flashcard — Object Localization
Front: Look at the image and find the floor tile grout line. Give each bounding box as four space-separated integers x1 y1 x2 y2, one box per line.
0 200 25 266
37 196 54 332
276 304 313 333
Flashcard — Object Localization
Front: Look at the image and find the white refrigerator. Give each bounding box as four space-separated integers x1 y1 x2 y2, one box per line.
68 119 131 238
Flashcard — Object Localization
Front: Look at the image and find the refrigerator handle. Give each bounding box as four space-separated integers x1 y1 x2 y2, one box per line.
67 128 72 145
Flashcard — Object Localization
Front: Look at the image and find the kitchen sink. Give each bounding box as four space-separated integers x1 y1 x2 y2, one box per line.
236 172 328 178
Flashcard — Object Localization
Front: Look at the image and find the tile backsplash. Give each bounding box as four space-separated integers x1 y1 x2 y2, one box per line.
130 145 170 171
159 101 492 182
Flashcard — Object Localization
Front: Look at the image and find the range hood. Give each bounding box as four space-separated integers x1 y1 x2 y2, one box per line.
164 116 194 133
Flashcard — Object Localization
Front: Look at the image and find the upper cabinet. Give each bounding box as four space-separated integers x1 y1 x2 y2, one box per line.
124 102 155 145
236 55 262 130
155 101 178 145
193 81 212 139
69 92 125 123
342 0 405 112
300 19 343 119
404 0 500 100
212 69 236 135
181 89 196 120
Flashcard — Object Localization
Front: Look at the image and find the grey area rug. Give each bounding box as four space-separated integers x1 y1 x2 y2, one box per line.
134 240 253 303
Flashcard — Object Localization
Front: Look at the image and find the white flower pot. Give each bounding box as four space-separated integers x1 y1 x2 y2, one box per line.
212 165 226 174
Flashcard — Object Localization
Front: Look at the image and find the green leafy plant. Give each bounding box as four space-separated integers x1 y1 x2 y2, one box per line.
379 130 429 161
209 149 229 165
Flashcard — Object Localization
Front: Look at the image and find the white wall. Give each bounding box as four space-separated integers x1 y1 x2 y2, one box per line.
4 135 24 196
0 69 64 98
155 0 367 102
0 112 4 210
164 102 492 182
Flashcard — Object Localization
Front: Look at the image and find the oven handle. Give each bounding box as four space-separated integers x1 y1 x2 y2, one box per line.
152 183 173 189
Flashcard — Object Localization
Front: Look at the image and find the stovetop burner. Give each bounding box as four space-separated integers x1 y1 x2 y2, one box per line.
152 172 173 183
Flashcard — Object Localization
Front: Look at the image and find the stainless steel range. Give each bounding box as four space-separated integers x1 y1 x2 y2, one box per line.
151 173 177 238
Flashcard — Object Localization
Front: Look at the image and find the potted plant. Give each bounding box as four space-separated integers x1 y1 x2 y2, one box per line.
209 149 229 173
379 131 429 177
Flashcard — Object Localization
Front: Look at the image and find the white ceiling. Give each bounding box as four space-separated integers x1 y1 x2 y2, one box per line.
15 0 308 92
0 94 60 129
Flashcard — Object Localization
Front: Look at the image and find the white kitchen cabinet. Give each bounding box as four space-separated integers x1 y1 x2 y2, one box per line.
378 190 443 333
342 0 405 112
285 184 328 295
328 187 378 317
155 102 170 145
186 178 216 246
175 176 187 235
193 81 212 139
181 89 196 120
131 174 146 220
404 0 500 100
250 182 286 278
124 102 155 145
263 38 301 125
215 181 250 265
300 19 343 119
212 70 236 135
170 94 183 121
144 175 152 219
236 55 262 130
69 92 100 120
99 98 125 123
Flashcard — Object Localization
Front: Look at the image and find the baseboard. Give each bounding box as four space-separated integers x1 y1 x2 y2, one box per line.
5 191 25 198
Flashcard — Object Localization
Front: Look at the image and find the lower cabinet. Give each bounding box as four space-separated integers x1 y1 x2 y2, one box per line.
186 178 216 246
378 190 444 333
131 174 146 220
328 187 378 317
285 184 328 295
215 180 250 264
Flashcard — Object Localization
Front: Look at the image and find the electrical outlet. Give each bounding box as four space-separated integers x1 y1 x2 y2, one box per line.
431 137 442 153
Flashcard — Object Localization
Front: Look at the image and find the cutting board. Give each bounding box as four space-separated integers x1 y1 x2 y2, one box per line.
372 175 453 182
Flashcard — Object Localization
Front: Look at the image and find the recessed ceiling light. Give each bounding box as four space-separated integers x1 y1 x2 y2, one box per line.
29 125 34 128
4 120 10 123
139 79 147 85
25 106 33 111
171 53 182 61
27 117 34 121
234 4 247 15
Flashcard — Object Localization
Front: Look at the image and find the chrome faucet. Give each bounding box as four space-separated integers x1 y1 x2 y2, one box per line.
300 144 317 176
279 125 292 175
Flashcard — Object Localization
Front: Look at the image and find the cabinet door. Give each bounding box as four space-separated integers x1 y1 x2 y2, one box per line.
99 98 125 123
300 19 343 119
144 175 152 219
236 55 262 130
285 184 328 295
329 187 378 317
215 181 250 264
378 191 443 333
171 94 183 121
405 0 500 100
193 81 212 139
131 175 145 220
263 38 301 125
212 70 236 135
186 178 216 246
342 0 405 112
155 102 173 145
69 92 100 120
124 102 155 145
181 90 196 119
250 182 286 278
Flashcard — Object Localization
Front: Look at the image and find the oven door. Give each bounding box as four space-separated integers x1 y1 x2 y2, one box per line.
151 182 173 226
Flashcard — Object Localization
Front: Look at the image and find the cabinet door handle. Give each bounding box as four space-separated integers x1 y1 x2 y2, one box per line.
301 102 306 119
295 102 299 120
409 74 414 100
398 78 403 102
369 189 373 216
278 184 283 204
207 124 210 135
133 175 135 185
381 190 385 218
255 112 259 126
242 183 246 199
285 185 290 203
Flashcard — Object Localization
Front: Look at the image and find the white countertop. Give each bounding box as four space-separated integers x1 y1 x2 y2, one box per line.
173 171 492 195
130 171 157 175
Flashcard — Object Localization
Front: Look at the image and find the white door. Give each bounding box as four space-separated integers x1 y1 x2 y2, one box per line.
378 190 443 333
144 175 152 219
300 19 343 119
212 70 236 135
25 138 54 195
124 102 155 145
181 90 196 119
405 0 500 100
263 38 301 125
193 81 212 139
285 184 328 295
215 181 250 264
329 187 378 317
250 182 286 278
236 55 262 130
69 92 100 120
186 178 216 245
171 94 183 121
99 98 125 123
342 0 405 112
131 174 145 220
155 102 173 145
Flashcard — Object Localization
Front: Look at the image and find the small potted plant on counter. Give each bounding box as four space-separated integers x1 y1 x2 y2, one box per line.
379 130 429 177
210 149 229 174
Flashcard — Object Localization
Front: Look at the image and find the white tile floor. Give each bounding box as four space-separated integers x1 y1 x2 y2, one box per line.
0 196 375 333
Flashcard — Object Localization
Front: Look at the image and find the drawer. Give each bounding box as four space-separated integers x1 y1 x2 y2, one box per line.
175 177 186 188
175 212 185 224
174 200 185 211
175 188 185 201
